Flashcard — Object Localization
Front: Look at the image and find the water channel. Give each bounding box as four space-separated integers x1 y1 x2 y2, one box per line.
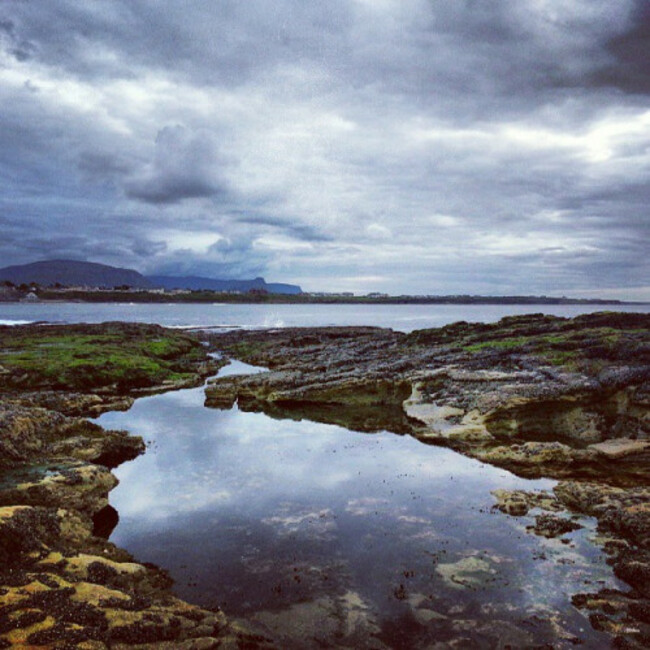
95 360 621 648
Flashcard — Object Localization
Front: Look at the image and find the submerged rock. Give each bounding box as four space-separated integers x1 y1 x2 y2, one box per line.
436 556 497 590
246 591 387 650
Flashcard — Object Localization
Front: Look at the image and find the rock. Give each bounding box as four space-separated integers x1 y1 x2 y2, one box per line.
491 489 562 517
204 376 240 409
248 591 386 649
527 513 583 538
0 505 60 562
0 322 276 649
0 402 144 469
0 463 118 516
205 314 650 483
1 314 649 648
202 314 650 646
589 438 650 460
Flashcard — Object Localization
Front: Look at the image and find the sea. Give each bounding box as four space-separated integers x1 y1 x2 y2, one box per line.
0 300 648 331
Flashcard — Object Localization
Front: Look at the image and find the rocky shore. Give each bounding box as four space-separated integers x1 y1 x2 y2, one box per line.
205 312 650 648
1 313 648 648
0 322 275 649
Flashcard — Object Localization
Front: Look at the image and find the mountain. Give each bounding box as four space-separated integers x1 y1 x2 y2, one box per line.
0 260 302 294
147 275 302 295
0 260 154 289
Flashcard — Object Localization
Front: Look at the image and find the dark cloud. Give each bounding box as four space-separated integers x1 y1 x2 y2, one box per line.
124 126 228 204
150 243 270 280
78 151 133 180
591 1 650 94
130 239 167 258
0 15 34 61
238 214 333 242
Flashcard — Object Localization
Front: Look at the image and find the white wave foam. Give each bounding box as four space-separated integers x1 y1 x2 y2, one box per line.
262 316 285 328
0 319 34 326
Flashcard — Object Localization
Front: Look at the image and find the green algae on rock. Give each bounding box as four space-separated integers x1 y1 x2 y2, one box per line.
0 322 216 394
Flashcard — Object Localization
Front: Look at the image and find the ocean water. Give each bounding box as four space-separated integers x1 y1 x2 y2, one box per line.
1 301 648 331
94 361 622 648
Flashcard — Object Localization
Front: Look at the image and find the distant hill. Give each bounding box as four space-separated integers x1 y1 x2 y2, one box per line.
0 260 303 294
147 275 302 295
0 260 153 289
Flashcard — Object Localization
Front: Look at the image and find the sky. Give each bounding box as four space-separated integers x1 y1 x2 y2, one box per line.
0 1 649 298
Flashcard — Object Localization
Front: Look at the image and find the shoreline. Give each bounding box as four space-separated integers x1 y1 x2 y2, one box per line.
1 313 649 647
3 296 649 306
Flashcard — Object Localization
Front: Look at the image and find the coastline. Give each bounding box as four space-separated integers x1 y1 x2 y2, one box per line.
4 295 649 306
0 313 649 648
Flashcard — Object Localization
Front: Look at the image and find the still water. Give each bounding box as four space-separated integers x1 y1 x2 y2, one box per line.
96 361 621 648
1 301 649 331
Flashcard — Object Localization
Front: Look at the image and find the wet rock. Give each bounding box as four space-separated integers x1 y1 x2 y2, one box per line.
491 488 562 517
0 403 67 464
0 463 118 516
613 551 650 598
0 401 144 469
477 441 577 478
527 513 583 538
0 505 60 563
204 376 240 409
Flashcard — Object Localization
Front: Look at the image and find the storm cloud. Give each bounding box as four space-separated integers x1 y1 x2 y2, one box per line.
0 0 648 297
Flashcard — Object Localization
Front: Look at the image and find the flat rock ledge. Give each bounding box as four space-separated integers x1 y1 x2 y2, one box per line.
589 438 650 460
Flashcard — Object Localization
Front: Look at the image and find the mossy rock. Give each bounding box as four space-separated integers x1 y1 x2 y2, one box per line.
0 323 209 393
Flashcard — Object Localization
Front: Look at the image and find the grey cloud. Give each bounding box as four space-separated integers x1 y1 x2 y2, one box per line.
124 126 228 204
0 2 617 103
0 16 34 61
238 214 333 242
78 151 133 181
150 249 269 280
0 1 352 85
131 239 168 258
589 1 650 94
